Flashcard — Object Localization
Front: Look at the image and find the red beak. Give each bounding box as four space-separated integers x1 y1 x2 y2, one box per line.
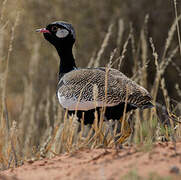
36 28 50 33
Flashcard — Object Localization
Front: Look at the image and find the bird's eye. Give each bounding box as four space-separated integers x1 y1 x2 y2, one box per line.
51 26 58 32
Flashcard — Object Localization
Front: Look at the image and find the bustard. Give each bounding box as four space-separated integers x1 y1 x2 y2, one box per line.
36 21 153 142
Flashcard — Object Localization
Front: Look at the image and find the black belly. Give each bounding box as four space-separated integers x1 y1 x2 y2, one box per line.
67 102 137 125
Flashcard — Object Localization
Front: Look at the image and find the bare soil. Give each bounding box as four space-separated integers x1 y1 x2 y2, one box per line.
1 142 181 180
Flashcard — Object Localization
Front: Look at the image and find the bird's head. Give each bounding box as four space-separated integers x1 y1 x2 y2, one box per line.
36 21 76 48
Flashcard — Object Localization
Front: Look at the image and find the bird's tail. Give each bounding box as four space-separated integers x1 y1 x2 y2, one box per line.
141 102 154 109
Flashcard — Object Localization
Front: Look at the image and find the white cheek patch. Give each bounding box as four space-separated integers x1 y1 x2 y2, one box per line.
56 29 69 38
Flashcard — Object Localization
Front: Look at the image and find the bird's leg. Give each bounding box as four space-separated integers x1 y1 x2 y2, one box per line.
106 114 132 151
103 118 115 145
116 116 132 145
111 120 123 149
103 119 122 149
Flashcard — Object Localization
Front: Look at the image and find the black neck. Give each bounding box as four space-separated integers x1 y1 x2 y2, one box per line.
55 45 76 79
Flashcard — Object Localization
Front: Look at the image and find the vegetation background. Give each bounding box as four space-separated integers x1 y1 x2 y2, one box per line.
0 0 181 170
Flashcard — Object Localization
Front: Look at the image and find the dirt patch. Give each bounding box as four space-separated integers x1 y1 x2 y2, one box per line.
1 142 181 180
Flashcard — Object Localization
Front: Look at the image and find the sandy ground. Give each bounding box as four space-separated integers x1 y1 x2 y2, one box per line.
1 142 181 180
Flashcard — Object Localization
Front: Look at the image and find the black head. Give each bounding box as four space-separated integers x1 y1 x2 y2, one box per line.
36 21 76 48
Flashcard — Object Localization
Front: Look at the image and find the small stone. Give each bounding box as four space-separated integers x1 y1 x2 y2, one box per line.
27 159 34 164
170 166 180 174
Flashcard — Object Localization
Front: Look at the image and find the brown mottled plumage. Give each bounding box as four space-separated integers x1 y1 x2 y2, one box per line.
57 67 152 109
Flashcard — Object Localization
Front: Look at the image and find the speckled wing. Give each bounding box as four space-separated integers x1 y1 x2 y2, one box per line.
57 67 152 110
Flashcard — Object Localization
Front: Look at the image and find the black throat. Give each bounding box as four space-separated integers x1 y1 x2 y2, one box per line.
55 44 77 79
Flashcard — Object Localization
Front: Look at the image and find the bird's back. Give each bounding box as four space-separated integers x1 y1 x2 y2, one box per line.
57 67 152 111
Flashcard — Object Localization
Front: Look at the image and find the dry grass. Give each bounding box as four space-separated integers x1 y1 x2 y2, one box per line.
0 0 181 171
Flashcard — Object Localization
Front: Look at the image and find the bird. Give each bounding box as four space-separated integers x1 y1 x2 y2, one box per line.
36 21 153 128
